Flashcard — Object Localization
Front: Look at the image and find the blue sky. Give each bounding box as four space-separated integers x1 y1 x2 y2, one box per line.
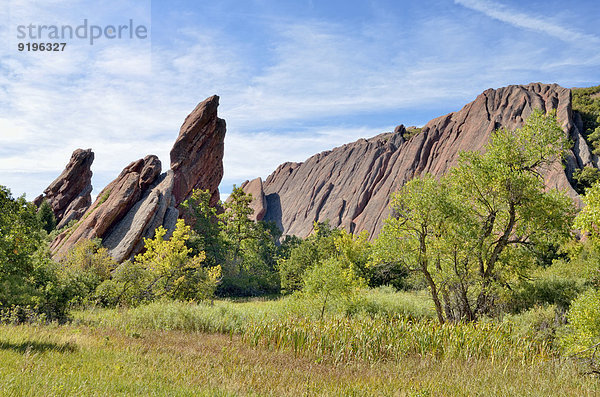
1 0 599 201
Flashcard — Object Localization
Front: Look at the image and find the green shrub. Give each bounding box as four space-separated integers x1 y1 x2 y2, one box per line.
560 288 600 356
36 200 56 233
95 220 220 306
504 305 564 346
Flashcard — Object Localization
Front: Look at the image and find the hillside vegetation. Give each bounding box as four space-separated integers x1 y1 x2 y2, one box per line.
1 109 600 395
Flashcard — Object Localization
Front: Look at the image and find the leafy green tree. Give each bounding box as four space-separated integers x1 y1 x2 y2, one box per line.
0 186 45 309
219 186 255 263
376 110 575 322
37 200 56 234
0 187 78 321
217 186 281 296
302 257 364 319
448 110 574 317
180 189 225 268
374 175 456 323
182 187 285 297
278 221 340 294
95 220 220 306
334 230 371 279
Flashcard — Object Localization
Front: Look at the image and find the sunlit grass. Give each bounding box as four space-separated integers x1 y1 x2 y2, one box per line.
0 323 597 396
2 289 594 395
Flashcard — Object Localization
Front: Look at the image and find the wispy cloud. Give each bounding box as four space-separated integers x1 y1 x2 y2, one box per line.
455 0 600 46
1 0 599 200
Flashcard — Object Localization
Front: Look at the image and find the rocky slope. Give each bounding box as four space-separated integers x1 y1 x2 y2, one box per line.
252 83 592 238
50 95 226 262
33 148 94 229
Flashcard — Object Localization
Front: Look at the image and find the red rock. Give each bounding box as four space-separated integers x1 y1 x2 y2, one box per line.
170 95 226 207
34 148 94 229
50 96 227 262
261 83 588 238
50 155 162 258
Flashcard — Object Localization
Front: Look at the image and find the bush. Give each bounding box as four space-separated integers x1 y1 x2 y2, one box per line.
95 220 220 306
560 288 600 356
504 305 564 346
36 200 56 234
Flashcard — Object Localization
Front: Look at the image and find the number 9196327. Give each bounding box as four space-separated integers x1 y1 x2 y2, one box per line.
18 43 67 51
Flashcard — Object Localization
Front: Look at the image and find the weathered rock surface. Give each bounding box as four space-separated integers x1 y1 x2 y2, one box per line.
34 148 94 229
234 178 268 221
262 83 589 238
103 171 179 263
50 95 226 262
171 95 226 207
50 155 162 258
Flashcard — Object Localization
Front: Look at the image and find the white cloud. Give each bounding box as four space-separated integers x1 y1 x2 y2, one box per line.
455 0 600 46
1 0 599 201
223 125 391 184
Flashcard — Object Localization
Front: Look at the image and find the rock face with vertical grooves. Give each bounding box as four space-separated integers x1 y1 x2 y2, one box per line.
33 148 94 229
50 95 226 262
261 83 590 239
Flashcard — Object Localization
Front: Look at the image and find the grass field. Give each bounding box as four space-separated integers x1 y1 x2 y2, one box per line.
1 289 598 396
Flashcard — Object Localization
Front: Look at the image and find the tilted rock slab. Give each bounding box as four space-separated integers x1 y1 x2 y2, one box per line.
171 95 226 207
34 148 94 229
230 177 268 221
51 95 226 262
261 83 591 239
50 155 163 260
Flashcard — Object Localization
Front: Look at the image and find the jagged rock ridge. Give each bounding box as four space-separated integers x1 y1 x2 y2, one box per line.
50 95 226 262
34 148 94 229
255 83 592 239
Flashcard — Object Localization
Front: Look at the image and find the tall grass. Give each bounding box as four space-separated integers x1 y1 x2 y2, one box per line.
73 287 435 333
72 288 555 365
1 323 594 396
243 315 554 363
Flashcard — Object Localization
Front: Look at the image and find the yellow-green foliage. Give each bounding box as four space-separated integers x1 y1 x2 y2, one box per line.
134 219 221 301
560 288 600 356
95 220 221 305
574 182 600 239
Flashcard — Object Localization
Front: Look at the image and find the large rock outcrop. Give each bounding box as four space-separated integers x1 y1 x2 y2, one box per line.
34 148 94 229
260 83 591 238
171 95 226 207
50 95 226 262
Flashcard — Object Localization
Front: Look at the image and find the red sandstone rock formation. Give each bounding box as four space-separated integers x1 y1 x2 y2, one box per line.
170 95 226 207
34 148 94 229
50 95 226 262
261 83 590 238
